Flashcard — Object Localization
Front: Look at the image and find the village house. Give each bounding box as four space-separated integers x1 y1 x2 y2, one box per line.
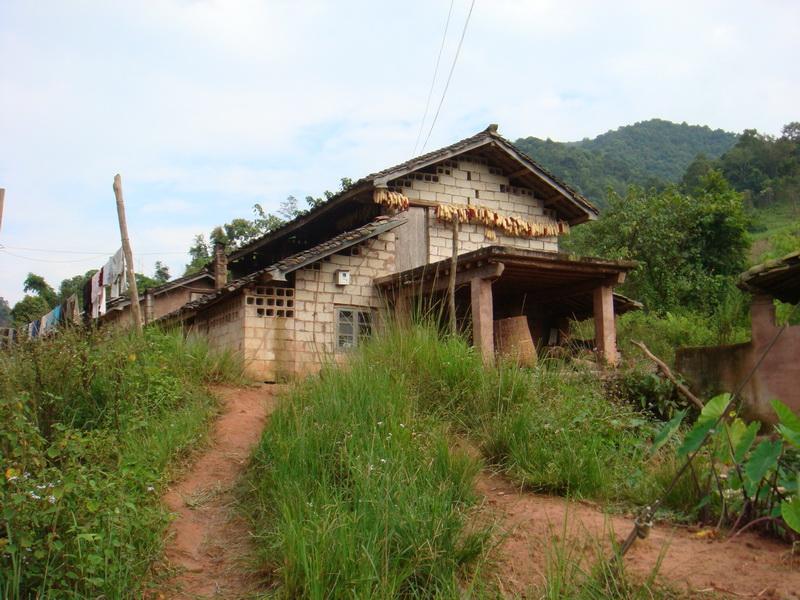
160 126 638 381
677 251 800 424
101 270 216 326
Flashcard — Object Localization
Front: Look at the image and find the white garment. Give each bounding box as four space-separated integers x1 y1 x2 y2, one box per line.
91 270 104 319
105 248 126 299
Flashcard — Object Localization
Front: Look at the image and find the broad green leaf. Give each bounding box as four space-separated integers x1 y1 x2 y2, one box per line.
781 496 800 534
744 439 782 490
733 422 759 464
771 399 800 434
651 409 687 456
699 393 730 425
777 424 800 448
678 419 716 458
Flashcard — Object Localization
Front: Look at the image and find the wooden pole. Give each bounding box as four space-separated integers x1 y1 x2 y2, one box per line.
448 217 459 335
113 174 143 332
0 188 5 233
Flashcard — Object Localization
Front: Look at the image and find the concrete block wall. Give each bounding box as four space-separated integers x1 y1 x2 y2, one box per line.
391 156 559 262
238 231 396 381
196 295 245 357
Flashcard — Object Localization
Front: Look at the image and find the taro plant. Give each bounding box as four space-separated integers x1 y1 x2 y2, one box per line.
654 393 800 537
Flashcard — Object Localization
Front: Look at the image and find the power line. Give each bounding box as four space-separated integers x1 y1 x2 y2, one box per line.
412 0 455 157
420 0 477 154
0 244 188 256
0 248 110 264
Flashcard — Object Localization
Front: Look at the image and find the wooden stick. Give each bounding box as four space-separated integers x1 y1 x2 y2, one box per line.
0 188 5 233
631 340 704 410
448 217 459 335
113 174 142 333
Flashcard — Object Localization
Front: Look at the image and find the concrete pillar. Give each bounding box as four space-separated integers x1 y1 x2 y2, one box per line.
471 277 494 364
750 293 777 348
593 284 618 366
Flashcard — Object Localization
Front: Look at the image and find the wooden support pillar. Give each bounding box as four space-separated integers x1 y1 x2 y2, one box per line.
471 277 494 364
394 291 412 327
593 284 618 366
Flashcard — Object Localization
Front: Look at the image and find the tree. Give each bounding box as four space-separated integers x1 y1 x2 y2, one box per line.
11 295 51 326
184 234 212 275
0 296 11 326
23 273 57 308
566 173 749 313
154 261 170 284
58 270 97 308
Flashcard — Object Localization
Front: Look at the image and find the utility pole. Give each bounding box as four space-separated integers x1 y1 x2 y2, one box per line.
113 174 142 332
448 217 459 335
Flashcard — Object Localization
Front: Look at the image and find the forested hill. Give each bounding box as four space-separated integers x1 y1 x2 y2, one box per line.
515 119 738 203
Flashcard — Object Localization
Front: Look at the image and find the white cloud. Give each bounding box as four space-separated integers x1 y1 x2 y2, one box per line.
1 0 798 304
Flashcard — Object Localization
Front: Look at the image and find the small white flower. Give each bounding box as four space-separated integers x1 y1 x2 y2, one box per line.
147 486 155 492
47 495 56 504
29 492 41 500
377 421 383 426
400 423 405 428
380 458 387 464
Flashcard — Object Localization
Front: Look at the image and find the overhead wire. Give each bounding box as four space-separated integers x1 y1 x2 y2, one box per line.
412 0 455 157
420 0 477 154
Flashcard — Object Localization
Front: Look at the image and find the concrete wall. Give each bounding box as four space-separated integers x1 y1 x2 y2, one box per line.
676 295 800 423
391 156 559 263
193 294 245 357
235 231 396 381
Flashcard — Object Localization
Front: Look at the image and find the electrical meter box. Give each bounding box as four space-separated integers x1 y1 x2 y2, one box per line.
335 270 351 286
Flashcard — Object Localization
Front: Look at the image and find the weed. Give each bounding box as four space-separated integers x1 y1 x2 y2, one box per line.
0 326 243 599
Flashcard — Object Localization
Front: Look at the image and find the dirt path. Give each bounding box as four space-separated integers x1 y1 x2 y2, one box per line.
478 471 800 598
158 384 278 599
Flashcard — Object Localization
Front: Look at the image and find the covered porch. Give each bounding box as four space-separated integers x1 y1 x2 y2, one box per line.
376 246 638 365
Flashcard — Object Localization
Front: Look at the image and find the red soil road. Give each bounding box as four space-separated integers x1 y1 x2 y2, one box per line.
158 385 278 599
478 471 800 599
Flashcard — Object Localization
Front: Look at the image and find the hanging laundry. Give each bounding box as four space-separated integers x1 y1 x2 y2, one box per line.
40 305 62 335
62 294 80 325
104 248 126 300
90 268 106 319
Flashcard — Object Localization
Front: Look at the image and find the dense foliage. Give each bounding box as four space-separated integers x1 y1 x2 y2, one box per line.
515 119 737 204
565 172 749 314
0 327 243 598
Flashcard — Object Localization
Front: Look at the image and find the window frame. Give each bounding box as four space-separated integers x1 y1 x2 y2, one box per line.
335 306 373 351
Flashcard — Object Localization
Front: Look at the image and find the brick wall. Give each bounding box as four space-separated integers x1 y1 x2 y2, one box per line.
391 156 559 262
236 231 396 381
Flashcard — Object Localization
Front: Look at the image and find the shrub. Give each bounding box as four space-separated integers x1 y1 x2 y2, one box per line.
0 326 243 599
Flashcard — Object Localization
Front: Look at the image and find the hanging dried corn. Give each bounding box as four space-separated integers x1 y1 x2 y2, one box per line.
434 202 568 239
373 188 410 211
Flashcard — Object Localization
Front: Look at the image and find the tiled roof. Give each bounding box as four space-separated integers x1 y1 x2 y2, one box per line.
228 125 598 262
738 250 800 304
104 269 214 311
159 214 406 321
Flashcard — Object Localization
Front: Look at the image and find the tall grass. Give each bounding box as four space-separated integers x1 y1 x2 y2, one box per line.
0 326 244 599
242 330 491 598
242 319 701 597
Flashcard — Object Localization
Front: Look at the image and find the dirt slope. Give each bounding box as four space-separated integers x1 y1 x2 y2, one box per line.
478 471 800 599
158 385 277 599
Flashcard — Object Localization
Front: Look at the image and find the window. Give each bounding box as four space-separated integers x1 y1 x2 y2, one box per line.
336 307 372 350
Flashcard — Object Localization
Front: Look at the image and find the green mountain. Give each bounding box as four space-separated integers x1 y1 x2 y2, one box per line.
515 118 738 204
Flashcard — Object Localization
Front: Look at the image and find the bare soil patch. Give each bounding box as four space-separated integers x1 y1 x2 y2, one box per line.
157 384 278 599
478 471 800 599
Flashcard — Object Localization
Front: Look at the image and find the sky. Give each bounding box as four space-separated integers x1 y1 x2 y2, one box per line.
1 0 798 305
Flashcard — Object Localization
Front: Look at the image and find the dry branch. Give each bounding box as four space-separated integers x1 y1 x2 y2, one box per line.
631 340 704 410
